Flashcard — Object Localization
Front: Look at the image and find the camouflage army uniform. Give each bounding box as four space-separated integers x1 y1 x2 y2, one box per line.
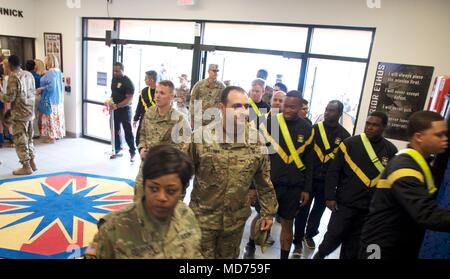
175 85 190 121
0 69 35 165
261 94 271 106
261 85 273 106
134 106 191 201
189 79 225 126
85 199 202 259
188 122 278 259
176 85 190 108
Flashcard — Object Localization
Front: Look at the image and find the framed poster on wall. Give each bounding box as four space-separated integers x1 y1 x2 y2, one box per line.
1 49 11 57
367 62 434 141
44 32 63 72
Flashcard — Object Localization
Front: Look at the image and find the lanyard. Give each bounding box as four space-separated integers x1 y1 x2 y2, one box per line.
398 148 437 195
360 133 385 174
142 87 155 112
249 98 262 117
318 122 331 150
277 113 304 170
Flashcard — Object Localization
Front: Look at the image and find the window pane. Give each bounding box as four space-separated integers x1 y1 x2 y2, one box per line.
85 41 113 103
23 38 34 63
85 103 111 141
204 23 308 52
303 58 367 134
310 28 372 58
121 44 193 114
120 20 196 44
86 19 114 38
205 50 301 92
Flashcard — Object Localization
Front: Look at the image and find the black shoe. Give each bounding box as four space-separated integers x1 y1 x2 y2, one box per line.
130 154 136 162
292 243 303 257
110 152 123 159
243 244 256 259
303 237 316 249
313 251 325 259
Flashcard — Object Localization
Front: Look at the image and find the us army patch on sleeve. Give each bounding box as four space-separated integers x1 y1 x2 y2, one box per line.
85 242 97 257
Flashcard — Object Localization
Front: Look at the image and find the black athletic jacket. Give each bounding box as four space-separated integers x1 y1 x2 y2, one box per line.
133 87 156 122
263 115 313 191
325 135 398 209
360 153 450 259
312 123 351 181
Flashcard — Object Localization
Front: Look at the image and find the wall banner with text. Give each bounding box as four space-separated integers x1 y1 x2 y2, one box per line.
368 62 434 141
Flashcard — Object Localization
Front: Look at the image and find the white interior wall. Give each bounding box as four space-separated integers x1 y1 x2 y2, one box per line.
2 0 450 148
0 0 35 38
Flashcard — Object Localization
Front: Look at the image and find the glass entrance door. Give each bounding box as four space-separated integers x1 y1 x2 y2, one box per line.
303 58 366 134
82 18 196 142
83 41 114 142
204 50 302 92
121 44 194 117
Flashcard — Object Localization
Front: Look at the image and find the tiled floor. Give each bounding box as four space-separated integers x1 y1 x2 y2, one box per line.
0 137 340 259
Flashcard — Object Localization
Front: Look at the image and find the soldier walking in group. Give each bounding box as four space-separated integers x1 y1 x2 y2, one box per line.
133 80 191 201
293 100 350 255
133 70 157 147
252 91 314 259
188 86 278 259
360 111 450 259
314 112 397 259
85 145 202 259
0 55 37 175
189 64 225 127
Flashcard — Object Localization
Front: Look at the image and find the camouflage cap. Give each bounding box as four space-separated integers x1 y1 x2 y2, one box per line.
208 64 219 71
253 218 269 253
178 74 189 81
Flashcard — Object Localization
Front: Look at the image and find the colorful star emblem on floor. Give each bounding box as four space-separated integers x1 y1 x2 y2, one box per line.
0 172 134 259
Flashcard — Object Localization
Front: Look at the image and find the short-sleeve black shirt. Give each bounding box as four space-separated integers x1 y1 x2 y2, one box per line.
111 75 134 104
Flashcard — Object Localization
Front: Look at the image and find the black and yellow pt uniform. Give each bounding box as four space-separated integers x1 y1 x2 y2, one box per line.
249 98 270 129
317 134 397 259
260 113 314 220
360 149 450 259
293 122 350 246
133 86 155 147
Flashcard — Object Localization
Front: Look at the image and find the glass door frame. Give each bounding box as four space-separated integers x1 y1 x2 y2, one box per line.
194 22 375 136
82 18 376 141
82 18 196 143
82 19 120 144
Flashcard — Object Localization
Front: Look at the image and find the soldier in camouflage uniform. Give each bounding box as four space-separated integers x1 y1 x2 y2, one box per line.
134 80 191 201
0 55 36 175
188 86 278 259
175 85 190 121
177 73 190 106
189 64 225 127
85 145 202 259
